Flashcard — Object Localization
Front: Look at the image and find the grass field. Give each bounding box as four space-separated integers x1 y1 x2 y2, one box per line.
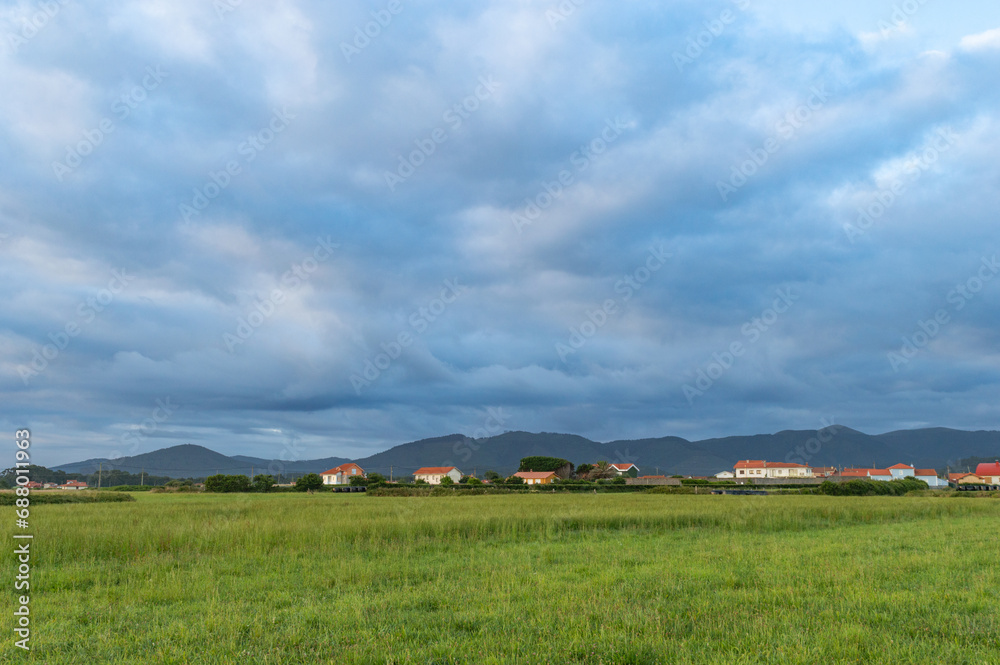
3 492 999 664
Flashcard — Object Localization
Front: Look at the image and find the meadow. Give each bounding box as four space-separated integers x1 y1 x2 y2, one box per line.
2 492 998 664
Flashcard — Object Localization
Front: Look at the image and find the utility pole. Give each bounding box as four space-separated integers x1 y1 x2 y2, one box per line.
98 462 103 490
141 469 145 486
251 466 254 481
390 466 393 482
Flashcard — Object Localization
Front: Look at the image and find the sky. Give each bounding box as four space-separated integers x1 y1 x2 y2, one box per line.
2 0 1000 467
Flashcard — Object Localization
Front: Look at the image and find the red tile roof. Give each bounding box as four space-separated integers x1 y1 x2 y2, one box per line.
975 462 1000 476
320 463 364 476
948 473 981 481
414 467 458 475
513 471 557 479
734 460 766 469
913 469 937 476
610 463 637 471
888 463 914 470
62 480 88 487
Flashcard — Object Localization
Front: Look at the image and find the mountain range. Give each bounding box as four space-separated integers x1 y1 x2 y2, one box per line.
52 426 1000 479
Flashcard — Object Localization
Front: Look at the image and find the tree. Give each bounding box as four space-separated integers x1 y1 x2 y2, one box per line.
205 474 251 493
295 473 324 492
440 475 454 486
518 456 572 474
484 470 501 481
505 475 524 485
575 463 594 478
467 477 483 486
367 473 386 485
349 475 368 486
252 475 275 493
590 461 615 480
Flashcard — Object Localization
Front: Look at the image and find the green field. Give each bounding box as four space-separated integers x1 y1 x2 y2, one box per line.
3 493 999 664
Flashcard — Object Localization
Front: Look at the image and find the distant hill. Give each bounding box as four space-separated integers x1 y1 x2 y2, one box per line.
54 444 348 479
53 427 1000 479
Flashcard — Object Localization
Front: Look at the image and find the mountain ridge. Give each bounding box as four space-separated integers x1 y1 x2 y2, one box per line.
51 426 1000 479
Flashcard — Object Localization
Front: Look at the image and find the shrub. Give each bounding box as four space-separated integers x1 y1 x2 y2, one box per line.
252 475 275 493
295 474 324 492
205 474 252 493
440 476 454 486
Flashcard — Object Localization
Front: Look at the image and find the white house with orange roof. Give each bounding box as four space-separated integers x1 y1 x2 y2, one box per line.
320 463 366 485
733 460 812 479
512 471 558 485
60 480 88 490
413 466 462 485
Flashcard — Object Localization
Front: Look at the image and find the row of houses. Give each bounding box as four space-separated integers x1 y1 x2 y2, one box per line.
717 460 1000 487
319 462 642 485
24 480 89 490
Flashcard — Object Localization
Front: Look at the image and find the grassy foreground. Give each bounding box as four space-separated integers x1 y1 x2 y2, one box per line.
2 493 998 664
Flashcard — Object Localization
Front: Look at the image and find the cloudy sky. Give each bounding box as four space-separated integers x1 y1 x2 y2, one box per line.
3 0 1000 466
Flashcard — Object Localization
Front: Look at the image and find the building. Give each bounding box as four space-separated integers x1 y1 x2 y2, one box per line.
840 465 947 487
949 472 985 485
733 460 813 479
609 463 639 478
513 471 558 485
811 467 836 477
24 481 42 489
714 471 735 479
320 463 366 485
413 466 462 485
60 480 88 490
974 462 1000 484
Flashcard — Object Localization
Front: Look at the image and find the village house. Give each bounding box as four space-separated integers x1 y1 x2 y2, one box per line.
413 466 462 485
949 472 984 485
733 460 812 479
512 471 558 485
811 467 836 477
609 463 639 477
24 481 42 489
974 462 1000 484
60 480 88 490
714 470 735 479
320 463 366 485
839 465 947 487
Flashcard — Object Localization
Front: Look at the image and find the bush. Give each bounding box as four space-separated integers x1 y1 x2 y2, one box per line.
0 491 135 504
252 475 275 493
295 474 324 492
440 476 454 486
104 485 153 492
205 474 253 493
818 478 929 497
518 456 571 473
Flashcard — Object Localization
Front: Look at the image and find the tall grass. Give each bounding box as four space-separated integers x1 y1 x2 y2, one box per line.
2 493 998 664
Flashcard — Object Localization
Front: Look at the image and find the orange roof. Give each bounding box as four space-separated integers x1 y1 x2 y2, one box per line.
513 471 557 479
913 469 937 476
610 463 637 471
63 480 88 486
734 460 807 469
414 466 458 475
320 463 364 476
975 462 1000 476
949 473 981 481
888 463 914 470
839 468 890 477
